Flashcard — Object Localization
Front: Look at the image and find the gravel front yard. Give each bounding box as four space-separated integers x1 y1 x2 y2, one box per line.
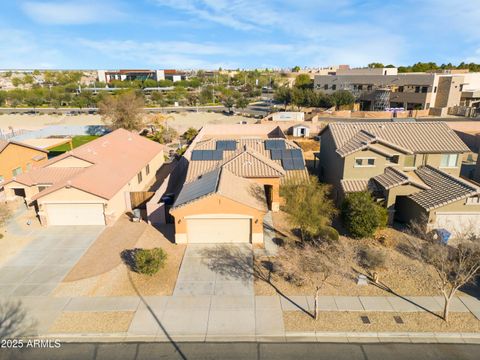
284 311 480 333
255 211 469 297
49 312 134 333
54 220 185 297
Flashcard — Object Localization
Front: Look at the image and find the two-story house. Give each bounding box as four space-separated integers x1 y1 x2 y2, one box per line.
319 122 480 236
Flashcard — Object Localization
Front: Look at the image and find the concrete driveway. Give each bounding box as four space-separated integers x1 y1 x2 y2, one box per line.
0 225 104 297
173 244 254 296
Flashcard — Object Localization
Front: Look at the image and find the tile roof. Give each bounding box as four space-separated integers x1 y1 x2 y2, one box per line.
0 139 48 154
172 168 267 211
408 166 480 210
8 129 164 201
324 122 469 157
373 167 430 190
340 179 370 193
186 137 308 183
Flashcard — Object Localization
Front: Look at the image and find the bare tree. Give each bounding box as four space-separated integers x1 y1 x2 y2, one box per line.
422 239 480 321
277 241 342 320
98 91 145 131
0 301 37 339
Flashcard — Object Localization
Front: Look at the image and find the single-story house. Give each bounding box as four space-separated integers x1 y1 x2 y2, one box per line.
0 139 48 186
165 124 309 244
4 129 165 226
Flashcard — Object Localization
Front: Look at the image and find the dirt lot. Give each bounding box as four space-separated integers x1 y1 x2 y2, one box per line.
284 311 480 333
0 111 254 133
287 137 319 172
49 311 133 333
255 211 459 297
53 218 185 297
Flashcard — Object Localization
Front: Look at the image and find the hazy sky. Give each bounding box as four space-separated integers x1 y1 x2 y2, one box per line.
1 0 479 69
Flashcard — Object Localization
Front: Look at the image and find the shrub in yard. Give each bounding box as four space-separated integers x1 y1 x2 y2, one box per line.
358 246 386 270
134 248 167 276
341 191 388 238
317 225 339 242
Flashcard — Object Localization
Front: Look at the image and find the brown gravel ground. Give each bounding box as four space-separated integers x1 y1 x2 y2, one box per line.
256 211 465 297
49 312 133 333
284 311 480 333
53 222 185 297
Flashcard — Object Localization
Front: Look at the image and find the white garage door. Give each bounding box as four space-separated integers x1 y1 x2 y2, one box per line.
187 218 251 243
434 212 480 237
46 203 105 226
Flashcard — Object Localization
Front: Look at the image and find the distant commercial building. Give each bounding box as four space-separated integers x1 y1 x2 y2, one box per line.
314 67 480 115
97 69 187 83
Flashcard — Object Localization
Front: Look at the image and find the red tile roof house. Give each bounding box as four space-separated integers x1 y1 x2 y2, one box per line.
3 129 165 226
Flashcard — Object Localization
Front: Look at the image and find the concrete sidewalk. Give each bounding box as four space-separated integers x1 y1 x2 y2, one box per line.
5 294 480 340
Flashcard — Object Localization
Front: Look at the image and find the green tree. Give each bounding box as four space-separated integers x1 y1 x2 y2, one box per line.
222 96 235 113
143 79 158 88
342 191 387 238
292 66 301 72
368 63 385 68
98 91 145 131
330 90 355 108
235 95 249 111
182 127 198 142
294 74 313 89
274 86 292 109
199 87 213 105
281 177 338 242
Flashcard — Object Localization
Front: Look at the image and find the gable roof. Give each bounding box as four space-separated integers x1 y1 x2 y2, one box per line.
322 122 469 157
408 166 480 211
373 167 430 191
0 139 48 154
222 148 286 178
8 129 164 201
172 168 267 211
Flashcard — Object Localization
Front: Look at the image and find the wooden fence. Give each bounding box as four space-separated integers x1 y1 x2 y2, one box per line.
130 191 155 209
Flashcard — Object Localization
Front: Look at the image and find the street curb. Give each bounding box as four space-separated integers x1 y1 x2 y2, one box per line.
30 331 480 344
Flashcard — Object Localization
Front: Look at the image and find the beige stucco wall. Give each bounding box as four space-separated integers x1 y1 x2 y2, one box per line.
248 177 280 212
170 194 267 244
0 143 47 184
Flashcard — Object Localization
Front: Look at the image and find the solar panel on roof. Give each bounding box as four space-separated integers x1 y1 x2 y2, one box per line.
265 139 286 150
212 150 223 160
270 149 283 160
292 157 305 170
282 158 294 170
290 149 303 159
191 150 203 161
216 140 236 151
203 150 213 160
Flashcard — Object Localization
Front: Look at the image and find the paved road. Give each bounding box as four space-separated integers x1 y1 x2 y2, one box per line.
1 342 479 360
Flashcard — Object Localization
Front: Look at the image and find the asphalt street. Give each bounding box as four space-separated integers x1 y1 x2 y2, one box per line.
1 342 479 360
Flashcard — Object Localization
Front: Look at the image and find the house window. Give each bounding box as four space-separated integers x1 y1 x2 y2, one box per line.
440 153 459 168
137 171 143 184
421 86 428 93
398 86 404 92
415 86 420 93
387 155 399 164
332 85 336 90
355 158 375 167
12 167 22 177
358 85 363 90
404 154 416 168
434 86 437 93
146 164 150 176
324 84 328 90
367 85 373 91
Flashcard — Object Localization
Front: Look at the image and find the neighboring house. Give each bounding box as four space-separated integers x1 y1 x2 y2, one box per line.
0 139 48 186
263 112 305 122
169 124 309 244
4 129 164 226
319 121 480 236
